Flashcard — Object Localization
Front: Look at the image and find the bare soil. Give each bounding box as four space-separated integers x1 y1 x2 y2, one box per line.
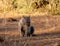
0 15 60 46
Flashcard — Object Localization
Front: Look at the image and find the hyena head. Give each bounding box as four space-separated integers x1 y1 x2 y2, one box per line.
23 16 30 26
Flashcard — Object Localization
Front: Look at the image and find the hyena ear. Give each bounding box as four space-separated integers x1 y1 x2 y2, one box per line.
28 16 30 18
22 15 24 17
22 16 25 18
29 16 30 17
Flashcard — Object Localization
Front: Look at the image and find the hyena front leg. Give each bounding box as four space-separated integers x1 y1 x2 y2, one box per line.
18 25 22 37
18 22 23 37
24 26 28 37
24 29 27 37
21 27 25 37
25 30 28 36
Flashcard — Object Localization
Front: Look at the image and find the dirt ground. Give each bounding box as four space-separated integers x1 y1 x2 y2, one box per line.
0 15 60 46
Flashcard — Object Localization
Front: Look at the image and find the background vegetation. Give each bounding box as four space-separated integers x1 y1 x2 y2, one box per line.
0 0 60 15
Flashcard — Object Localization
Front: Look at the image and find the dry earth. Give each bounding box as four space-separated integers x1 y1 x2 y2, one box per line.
0 15 60 46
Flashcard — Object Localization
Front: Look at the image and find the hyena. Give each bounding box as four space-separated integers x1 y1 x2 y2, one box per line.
18 16 34 37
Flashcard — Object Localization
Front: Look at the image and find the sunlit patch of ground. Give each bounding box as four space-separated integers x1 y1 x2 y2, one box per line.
0 11 48 18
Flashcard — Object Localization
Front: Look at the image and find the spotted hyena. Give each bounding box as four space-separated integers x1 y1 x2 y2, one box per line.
18 16 34 37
